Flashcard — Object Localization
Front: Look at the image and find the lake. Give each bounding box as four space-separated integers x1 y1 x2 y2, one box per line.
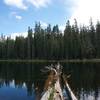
0 62 100 100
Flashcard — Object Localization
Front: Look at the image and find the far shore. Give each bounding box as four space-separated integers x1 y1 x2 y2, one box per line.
0 59 100 63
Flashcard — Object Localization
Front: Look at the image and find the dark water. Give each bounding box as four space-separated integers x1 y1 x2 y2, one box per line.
0 62 100 100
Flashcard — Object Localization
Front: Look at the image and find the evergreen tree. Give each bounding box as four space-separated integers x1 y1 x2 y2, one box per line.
96 21 100 58
27 27 33 59
64 20 72 59
71 19 80 59
0 19 100 60
6 37 14 59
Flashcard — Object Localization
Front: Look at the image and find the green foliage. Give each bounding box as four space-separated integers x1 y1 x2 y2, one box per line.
0 20 100 60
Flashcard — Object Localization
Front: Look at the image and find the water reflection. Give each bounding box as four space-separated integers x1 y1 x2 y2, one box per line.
0 62 51 100
0 62 100 100
62 63 100 100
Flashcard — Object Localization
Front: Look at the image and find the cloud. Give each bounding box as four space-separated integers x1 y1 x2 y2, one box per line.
10 12 22 20
10 32 28 39
40 21 48 28
4 0 27 10
70 0 100 25
15 15 22 20
0 32 27 40
59 25 65 33
27 0 51 8
62 0 79 12
4 0 51 9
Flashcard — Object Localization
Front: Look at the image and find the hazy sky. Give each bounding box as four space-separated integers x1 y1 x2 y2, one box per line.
0 0 100 36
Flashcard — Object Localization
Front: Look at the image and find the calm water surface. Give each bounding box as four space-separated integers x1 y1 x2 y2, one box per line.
0 62 100 100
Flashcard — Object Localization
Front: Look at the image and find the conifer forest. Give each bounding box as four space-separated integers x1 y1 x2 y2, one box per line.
0 19 100 60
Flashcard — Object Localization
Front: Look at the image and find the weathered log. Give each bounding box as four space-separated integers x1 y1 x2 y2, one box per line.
62 74 77 100
41 64 77 100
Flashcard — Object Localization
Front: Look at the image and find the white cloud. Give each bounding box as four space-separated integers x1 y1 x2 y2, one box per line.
59 25 65 33
10 32 28 39
27 0 51 8
1 32 27 40
70 0 100 25
10 12 22 20
15 15 22 20
4 0 51 9
40 21 48 28
4 0 27 10
63 0 79 12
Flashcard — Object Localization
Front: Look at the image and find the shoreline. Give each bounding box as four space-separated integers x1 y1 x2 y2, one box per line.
0 59 100 63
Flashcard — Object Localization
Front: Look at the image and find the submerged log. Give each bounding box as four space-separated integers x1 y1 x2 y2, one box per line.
41 64 63 100
40 63 77 100
41 78 64 100
62 75 77 100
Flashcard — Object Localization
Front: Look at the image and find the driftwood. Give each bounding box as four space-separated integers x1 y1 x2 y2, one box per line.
62 75 77 100
40 63 77 100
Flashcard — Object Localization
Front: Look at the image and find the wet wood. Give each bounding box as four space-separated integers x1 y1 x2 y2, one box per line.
62 74 77 100
41 64 77 100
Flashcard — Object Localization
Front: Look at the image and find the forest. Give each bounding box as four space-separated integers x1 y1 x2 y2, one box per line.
0 19 100 60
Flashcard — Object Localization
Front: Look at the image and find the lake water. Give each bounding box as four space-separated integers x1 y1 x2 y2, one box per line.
0 62 100 100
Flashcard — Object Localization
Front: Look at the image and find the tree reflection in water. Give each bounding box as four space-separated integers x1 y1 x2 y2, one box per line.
0 62 100 100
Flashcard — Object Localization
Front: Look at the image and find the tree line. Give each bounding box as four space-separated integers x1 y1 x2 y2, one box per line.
0 19 100 60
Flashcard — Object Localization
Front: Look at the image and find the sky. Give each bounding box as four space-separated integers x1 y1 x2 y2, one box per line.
0 0 100 37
